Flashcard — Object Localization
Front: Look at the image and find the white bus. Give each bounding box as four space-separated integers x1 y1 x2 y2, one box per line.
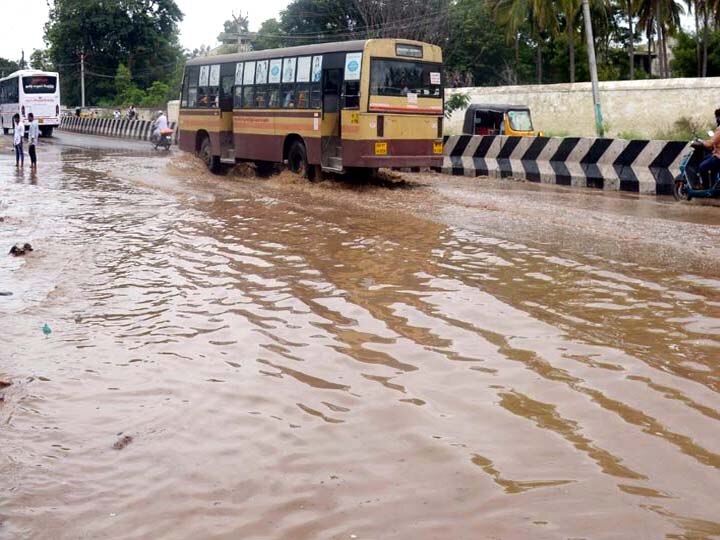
0 70 61 137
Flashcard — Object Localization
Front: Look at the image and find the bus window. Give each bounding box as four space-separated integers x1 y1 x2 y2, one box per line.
188 87 198 107
220 63 234 111
254 87 267 108
282 88 296 109
234 86 243 108
185 66 199 107
342 80 360 109
242 86 254 108
22 75 56 94
268 86 280 108
370 59 442 97
296 84 310 108
281 57 297 109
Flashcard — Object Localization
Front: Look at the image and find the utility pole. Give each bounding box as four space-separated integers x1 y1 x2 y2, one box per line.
582 0 604 137
80 52 86 108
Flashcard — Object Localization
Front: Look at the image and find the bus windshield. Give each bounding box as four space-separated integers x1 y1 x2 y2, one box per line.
370 60 442 98
23 76 57 94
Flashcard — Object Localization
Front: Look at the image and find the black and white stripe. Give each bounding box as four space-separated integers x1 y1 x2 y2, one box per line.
59 116 177 144
442 135 690 195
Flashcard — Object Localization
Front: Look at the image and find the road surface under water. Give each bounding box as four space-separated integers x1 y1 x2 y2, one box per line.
1 133 719 540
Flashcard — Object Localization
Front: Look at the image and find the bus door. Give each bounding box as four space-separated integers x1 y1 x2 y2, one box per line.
321 53 345 171
219 64 235 162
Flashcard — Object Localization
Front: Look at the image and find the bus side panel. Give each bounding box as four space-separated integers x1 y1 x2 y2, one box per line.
178 109 227 155
273 112 321 165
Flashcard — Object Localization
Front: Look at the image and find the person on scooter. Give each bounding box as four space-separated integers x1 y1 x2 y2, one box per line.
699 108 720 187
152 110 168 143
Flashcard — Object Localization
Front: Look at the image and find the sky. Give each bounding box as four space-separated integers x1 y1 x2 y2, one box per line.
0 0 291 62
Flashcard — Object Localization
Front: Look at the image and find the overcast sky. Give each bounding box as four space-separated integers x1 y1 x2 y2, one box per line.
1 0 291 62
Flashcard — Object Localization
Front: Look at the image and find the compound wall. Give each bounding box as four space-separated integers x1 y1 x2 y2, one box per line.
445 78 720 138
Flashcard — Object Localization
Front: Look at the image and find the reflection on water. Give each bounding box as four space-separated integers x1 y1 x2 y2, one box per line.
1 136 719 539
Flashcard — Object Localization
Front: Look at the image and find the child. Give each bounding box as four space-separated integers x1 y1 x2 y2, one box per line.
12 114 24 168
28 113 39 169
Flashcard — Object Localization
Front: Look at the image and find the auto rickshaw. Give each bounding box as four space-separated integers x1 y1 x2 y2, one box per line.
462 104 541 137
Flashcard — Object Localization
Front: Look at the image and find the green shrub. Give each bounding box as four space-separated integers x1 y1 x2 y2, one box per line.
654 116 709 141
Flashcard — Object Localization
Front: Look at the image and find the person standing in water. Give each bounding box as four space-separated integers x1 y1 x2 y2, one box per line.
28 113 40 170
12 114 24 168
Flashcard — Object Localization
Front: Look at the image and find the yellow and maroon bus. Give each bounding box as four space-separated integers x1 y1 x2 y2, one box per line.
178 39 444 177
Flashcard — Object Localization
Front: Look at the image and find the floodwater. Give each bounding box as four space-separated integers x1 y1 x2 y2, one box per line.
1 133 719 540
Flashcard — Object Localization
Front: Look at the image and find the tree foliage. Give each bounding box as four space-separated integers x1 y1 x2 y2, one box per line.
44 0 184 106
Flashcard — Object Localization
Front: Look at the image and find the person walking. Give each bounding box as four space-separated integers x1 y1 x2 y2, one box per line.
28 113 39 170
12 114 24 168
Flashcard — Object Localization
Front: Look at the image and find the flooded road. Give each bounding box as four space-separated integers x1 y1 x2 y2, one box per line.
1 132 719 540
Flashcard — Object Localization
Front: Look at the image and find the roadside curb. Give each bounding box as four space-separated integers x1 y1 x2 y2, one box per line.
442 135 691 196
58 116 178 145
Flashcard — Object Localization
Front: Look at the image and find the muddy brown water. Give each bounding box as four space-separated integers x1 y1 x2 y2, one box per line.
1 133 719 539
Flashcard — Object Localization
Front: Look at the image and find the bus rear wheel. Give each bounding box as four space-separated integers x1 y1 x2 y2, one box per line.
2 127 8 135
287 140 315 180
199 135 221 174
40 126 53 138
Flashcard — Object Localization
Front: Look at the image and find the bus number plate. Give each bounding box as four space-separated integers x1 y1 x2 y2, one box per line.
433 142 443 154
375 142 387 155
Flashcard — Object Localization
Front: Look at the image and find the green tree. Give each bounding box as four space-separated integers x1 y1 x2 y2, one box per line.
45 0 184 105
0 57 19 77
252 19 286 50
488 0 558 83
30 49 55 71
140 81 170 107
279 0 362 44
443 0 521 85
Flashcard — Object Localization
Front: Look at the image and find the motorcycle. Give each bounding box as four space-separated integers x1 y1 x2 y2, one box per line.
151 128 174 151
673 134 720 201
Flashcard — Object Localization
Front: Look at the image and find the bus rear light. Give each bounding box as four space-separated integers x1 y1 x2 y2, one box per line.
56 105 60 116
21 106 25 117
437 117 443 138
377 115 384 137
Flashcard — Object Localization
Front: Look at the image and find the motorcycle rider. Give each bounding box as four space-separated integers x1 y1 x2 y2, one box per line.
699 108 720 186
152 110 169 143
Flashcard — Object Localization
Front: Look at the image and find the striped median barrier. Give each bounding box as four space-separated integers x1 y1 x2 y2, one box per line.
59 116 178 145
442 135 691 195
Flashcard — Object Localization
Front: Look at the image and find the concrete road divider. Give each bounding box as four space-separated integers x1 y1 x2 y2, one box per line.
442 135 691 195
59 116 178 144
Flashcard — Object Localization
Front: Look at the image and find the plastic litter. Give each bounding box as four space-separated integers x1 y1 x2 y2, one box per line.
42 323 52 336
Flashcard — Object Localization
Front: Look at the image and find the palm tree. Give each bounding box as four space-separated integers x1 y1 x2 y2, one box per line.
635 0 683 77
560 0 582 82
487 0 557 83
626 0 636 79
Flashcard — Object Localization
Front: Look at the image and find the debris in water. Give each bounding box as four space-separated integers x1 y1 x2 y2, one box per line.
0 380 11 389
9 243 33 256
0 291 11 296
113 435 133 450
42 323 52 336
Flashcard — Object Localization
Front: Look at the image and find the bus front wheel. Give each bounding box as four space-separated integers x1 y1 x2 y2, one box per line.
287 141 315 180
199 135 221 174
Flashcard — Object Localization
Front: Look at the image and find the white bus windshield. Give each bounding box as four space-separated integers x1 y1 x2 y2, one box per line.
23 76 57 94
